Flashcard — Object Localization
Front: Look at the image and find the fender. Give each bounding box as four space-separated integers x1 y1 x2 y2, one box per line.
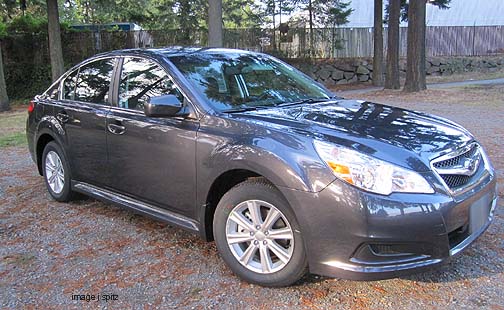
195 115 337 216
34 116 70 174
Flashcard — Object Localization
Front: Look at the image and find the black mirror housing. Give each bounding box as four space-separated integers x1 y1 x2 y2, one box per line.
144 94 186 117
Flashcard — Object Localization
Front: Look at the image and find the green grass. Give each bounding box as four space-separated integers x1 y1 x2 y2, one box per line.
0 132 26 147
0 109 28 148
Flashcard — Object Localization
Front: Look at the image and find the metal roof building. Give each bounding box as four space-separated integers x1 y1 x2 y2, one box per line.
344 0 504 28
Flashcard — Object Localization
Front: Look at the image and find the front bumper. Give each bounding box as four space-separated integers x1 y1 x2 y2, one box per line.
280 173 497 280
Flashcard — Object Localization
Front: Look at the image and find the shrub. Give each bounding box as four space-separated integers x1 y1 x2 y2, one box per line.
6 14 48 34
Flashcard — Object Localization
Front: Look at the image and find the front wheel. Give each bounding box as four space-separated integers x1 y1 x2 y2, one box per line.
213 179 307 287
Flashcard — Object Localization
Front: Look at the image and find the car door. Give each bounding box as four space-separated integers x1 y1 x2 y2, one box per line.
54 57 116 186
106 56 199 216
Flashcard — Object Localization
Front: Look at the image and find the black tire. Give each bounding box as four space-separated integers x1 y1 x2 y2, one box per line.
41 141 75 202
213 178 308 287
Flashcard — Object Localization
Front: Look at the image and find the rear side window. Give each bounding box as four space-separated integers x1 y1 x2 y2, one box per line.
46 83 60 99
118 57 184 111
74 58 116 105
63 70 78 100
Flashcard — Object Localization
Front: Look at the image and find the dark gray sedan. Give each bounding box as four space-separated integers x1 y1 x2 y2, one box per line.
26 47 497 286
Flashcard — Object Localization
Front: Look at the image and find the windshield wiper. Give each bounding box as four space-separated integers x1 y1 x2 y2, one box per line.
223 106 262 113
223 103 279 113
223 98 332 113
277 97 332 107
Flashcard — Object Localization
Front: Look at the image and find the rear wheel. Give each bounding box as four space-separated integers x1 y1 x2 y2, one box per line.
42 141 75 202
213 178 307 287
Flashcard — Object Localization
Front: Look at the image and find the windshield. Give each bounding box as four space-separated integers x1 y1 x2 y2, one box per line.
168 52 332 112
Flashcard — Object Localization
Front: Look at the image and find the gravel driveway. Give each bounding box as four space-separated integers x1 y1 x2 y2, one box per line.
1 88 503 309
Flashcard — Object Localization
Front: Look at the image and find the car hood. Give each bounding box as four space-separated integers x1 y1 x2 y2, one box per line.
230 99 474 171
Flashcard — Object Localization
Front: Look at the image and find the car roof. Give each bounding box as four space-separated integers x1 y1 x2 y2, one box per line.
94 47 257 59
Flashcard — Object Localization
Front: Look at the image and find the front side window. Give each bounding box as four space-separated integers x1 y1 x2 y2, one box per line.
63 69 78 100
74 58 115 105
118 57 184 112
168 52 332 112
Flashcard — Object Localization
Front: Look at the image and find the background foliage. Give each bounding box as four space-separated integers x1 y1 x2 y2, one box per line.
1 0 354 99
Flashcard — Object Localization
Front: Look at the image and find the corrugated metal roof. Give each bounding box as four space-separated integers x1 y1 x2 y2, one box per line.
343 0 504 28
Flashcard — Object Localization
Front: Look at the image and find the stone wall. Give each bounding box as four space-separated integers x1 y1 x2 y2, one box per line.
287 56 504 86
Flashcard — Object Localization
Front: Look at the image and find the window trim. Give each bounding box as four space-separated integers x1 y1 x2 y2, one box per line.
60 67 80 101
74 57 116 106
112 55 196 116
60 56 118 107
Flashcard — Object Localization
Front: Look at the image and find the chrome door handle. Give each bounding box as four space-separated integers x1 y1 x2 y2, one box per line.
107 123 126 135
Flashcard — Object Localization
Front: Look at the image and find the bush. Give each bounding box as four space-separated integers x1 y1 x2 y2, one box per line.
5 62 51 100
0 22 6 37
6 14 48 34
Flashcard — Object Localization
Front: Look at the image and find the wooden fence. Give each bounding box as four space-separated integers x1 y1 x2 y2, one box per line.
257 26 504 58
93 26 502 58
3 26 504 65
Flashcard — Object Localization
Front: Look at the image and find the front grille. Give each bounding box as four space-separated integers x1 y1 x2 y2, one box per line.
433 145 478 169
370 244 403 255
440 174 472 188
431 143 482 192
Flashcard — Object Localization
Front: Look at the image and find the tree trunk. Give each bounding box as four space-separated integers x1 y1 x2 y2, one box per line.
308 0 314 57
404 0 427 92
372 0 384 87
271 0 276 50
47 0 65 81
0 41 9 112
384 0 400 89
279 0 282 50
208 0 223 47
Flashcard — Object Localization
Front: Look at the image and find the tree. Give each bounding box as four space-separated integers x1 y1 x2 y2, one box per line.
0 21 8 112
314 1 352 28
287 0 351 57
315 0 352 57
177 0 207 43
222 0 261 28
255 0 295 50
403 0 426 92
142 1 177 29
385 0 400 89
372 0 384 86
397 0 450 22
307 0 314 55
403 0 450 92
208 0 222 47
47 0 64 81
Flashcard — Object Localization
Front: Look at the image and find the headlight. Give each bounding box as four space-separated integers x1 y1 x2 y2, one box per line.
314 140 434 195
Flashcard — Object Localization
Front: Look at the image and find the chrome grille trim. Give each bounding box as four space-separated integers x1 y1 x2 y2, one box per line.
431 142 484 194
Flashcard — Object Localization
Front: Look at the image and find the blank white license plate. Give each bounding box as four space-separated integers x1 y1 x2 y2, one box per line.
469 194 492 233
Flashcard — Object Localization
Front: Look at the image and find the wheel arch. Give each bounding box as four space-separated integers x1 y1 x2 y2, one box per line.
35 133 56 176
201 169 294 241
34 115 70 176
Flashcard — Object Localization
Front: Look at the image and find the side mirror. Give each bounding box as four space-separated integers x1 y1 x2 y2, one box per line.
144 94 186 117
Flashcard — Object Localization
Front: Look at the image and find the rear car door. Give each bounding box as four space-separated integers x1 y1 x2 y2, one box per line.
106 56 199 216
55 57 116 186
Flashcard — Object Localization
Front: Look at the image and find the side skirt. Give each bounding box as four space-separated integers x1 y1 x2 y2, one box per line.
72 181 200 232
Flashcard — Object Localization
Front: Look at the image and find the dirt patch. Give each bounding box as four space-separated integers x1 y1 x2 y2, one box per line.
329 70 504 93
344 84 504 107
426 68 504 84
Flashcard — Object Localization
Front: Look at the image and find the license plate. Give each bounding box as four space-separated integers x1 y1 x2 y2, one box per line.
469 194 492 233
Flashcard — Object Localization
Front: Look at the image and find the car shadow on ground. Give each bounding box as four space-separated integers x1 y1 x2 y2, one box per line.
66 195 503 288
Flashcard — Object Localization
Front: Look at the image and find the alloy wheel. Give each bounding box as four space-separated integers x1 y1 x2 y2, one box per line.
225 199 294 274
45 150 65 194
